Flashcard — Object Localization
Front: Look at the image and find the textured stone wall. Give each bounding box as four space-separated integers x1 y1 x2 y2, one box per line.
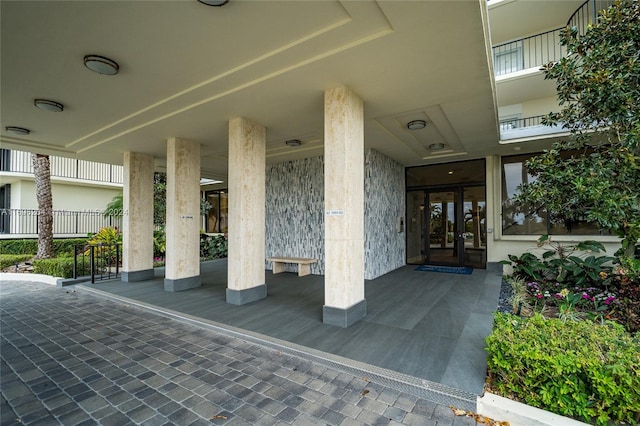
364 149 406 279
265 157 325 275
265 149 405 279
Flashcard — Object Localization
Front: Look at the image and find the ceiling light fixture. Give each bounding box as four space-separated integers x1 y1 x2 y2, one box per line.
84 55 119 75
34 99 64 112
197 0 229 6
429 143 445 150
285 139 302 147
407 120 426 130
5 126 31 136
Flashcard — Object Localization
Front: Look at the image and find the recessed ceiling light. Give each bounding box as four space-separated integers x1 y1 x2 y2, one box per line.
197 0 229 6
448 171 454 175
5 126 31 136
34 99 64 112
429 143 445 150
285 139 302 147
84 55 119 75
407 120 427 130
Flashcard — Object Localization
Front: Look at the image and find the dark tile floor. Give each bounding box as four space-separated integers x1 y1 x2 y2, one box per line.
86 260 502 396
1 279 478 425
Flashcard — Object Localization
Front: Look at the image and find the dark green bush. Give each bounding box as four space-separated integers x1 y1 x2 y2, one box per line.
0 254 33 269
0 238 88 257
485 313 640 425
32 256 91 278
200 234 228 260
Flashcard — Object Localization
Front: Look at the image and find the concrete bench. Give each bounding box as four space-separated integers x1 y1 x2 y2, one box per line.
267 257 317 277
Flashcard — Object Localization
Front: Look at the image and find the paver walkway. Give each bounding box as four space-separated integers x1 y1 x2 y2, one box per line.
1 280 475 425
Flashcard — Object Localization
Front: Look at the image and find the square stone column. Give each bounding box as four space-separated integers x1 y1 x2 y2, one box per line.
226 117 267 305
323 86 366 327
122 152 154 282
164 138 201 292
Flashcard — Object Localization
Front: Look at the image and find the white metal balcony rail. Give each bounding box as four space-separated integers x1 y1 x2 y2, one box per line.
0 208 122 235
0 149 123 184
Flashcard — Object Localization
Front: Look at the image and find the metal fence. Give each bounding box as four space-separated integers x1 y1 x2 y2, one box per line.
73 243 121 283
0 149 123 184
0 209 122 235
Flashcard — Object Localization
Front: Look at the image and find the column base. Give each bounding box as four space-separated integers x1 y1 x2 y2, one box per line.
323 299 366 328
226 284 267 305
122 269 155 282
164 276 201 292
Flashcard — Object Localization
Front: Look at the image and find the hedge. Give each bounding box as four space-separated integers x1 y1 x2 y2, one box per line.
32 256 91 279
0 238 88 257
0 254 33 270
485 312 640 425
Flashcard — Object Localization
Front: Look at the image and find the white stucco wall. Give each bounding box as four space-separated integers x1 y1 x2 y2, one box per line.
13 180 121 211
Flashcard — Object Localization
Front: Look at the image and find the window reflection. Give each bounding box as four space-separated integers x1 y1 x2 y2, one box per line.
501 154 608 236
204 190 228 233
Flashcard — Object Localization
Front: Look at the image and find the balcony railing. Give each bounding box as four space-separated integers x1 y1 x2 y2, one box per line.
493 29 566 76
493 0 615 77
499 115 563 140
0 149 123 184
567 0 616 36
0 209 122 235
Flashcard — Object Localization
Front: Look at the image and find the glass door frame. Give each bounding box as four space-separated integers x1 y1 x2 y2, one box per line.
425 187 464 267
406 183 486 268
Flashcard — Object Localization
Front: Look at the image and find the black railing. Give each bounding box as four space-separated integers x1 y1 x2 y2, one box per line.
493 29 566 76
499 115 548 131
73 243 121 283
0 149 123 184
0 209 122 235
567 0 616 36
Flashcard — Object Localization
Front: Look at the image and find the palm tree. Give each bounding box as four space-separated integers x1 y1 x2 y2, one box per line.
32 153 54 258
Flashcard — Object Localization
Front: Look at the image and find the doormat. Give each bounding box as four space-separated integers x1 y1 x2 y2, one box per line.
415 265 473 274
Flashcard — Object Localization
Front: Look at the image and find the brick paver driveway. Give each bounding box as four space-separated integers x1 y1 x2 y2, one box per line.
1 280 474 425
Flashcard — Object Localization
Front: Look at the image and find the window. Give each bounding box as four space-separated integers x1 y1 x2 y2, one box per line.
493 41 523 75
501 154 608 236
204 190 228 233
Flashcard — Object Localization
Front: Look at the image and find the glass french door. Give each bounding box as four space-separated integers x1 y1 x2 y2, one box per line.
426 189 461 266
407 186 486 268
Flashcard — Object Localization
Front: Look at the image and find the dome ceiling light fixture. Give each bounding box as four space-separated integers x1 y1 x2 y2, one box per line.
429 143 445 150
34 99 64 112
407 120 427 130
285 139 302 147
197 0 229 6
5 126 31 136
84 55 120 75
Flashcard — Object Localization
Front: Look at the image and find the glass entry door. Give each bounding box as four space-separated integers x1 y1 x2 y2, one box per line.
426 190 461 265
407 186 486 268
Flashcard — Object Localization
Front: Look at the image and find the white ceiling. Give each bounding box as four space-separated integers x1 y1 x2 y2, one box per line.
1 0 502 181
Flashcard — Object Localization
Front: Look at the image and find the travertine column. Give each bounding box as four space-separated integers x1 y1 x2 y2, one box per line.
164 138 201 292
122 152 154 282
323 86 366 327
226 117 266 305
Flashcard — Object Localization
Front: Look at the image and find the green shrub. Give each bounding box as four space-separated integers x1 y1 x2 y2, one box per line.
0 238 88 256
0 254 33 269
32 256 91 278
200 234 228 260
485 312 640 425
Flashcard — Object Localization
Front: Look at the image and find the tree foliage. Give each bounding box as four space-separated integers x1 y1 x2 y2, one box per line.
516 0 640 255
